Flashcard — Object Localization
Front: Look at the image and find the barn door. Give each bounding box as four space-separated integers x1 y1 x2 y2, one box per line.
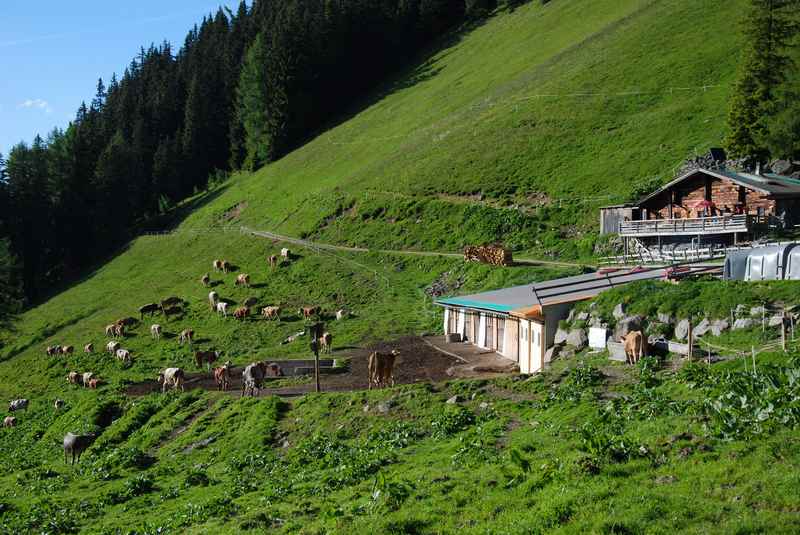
519 322 530 373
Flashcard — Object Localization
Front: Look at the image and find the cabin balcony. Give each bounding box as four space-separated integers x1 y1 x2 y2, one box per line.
618 214 768 237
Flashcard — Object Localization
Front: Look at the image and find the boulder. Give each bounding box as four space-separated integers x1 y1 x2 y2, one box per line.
566 329 588 349
733 318 756 330
614 315 643 340
750 305 767 318
657 312 673 325
376 400 394 414
675 319 690 341
694 318 711 337
554 328 569 345
613 303 626 320
446 395 461 405
710 319 730 337
561 347 576 360
768 314 785 327
606 340 627 362
545 344 562 362
771 159 794 175
735 304 749 317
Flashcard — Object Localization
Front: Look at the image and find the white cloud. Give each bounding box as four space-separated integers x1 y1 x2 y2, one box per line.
18 99 52 114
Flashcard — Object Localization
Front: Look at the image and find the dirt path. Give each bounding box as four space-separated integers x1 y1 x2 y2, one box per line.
242 227 586 268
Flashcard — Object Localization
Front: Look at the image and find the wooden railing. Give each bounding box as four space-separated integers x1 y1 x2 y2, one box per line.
618 214 763 237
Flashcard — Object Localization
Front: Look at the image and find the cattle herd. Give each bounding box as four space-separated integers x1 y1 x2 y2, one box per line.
7 249 404 465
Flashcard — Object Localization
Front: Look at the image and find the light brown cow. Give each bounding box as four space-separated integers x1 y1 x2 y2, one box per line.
235 273 250 288
213 259 224 272
113 323 125 338
233 307 249 321
179 329 194 345
368 350 399 389
268 255 278 269
299 306 320 319
320 332 333 354
621 331 646 365
84 343 94 354
261 306 281 320
150 324 162 340
88 378 101 389
221 260 231 273
201 273 211 287
3 416 16 428
213 361 232 391
116 349 132 364
105 324 116 337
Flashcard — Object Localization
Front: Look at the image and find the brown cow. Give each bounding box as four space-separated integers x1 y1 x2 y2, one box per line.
234 273 250 288
299 306 320 319
160 297 183 310
113 323 125 338
105 324 116 337
243 296 258 308
213 259 224 272
201 273 211 287
194 350 220 370
117 317 138 327
221 260 231 273
621 331 646 365
179 329 194 345
67 371 81 385
320 332 333 354
268 255 278 269
88 378 101 389
213 361 232 391
261 306 281 320
233 307 249 321
139 303 160 319
368 350 399 389
3 416 16 428
264 362 282 377
84 343 94 354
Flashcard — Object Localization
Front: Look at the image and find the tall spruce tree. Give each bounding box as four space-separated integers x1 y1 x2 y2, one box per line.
725 0 799 160
235 33 271 170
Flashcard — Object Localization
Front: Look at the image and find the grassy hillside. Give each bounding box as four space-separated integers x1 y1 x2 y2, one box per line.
7 0 799 532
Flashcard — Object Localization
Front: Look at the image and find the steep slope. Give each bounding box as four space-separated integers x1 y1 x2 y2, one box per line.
3 0 790 532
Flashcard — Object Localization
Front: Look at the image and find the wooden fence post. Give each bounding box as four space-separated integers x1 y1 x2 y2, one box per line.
782 310 788 353
687 318 694 360
751 346 757 376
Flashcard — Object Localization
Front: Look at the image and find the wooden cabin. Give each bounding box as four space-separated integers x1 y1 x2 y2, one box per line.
601 168 800 245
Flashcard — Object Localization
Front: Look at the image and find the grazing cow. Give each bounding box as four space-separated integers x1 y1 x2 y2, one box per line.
82 372 94 387
194 350 220 370
113 323 125 338
84 343 94 354
261 306 281 320
63 432 95 465
320 332 333 354
299 306 320 319
179 329 194 346
268 255 278 269
3 416 16 427
213 259 224 272
216 302 229 317
621 331 646 365
208 291 219 310
67 372 81 385
158 368 185 393
118 317 138 327
243 296 258 308
221 260 231 273
242 362 266 397
54 399 65 409
163 306 182 321
8 399 28 412
368 350 399 390
116 349 132 365
213 361 232 391
61 345 74 355
335 309 348 321
160 297 183 311
106 341 121 354
235 273 250 288
105 324 116 337
150 324 162 340
201 273 211 287
233 307 249 321
46 345 61 356
139 303 160 319
264 362 282 377
281 248 290 259
88 378 101 389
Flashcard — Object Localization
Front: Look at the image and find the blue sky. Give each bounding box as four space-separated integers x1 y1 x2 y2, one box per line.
0 1 243 157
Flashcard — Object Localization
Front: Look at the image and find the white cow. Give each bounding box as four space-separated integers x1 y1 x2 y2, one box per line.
82 372 94 387
159 368 185 393
150 324 162 340
116 349 131 364
216 301 228 317
335 309 348 321
106 341 121 354
280 248 290 259
208 291 219 310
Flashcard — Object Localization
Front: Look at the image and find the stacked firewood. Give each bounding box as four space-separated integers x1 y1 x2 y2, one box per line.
463 244 513 266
